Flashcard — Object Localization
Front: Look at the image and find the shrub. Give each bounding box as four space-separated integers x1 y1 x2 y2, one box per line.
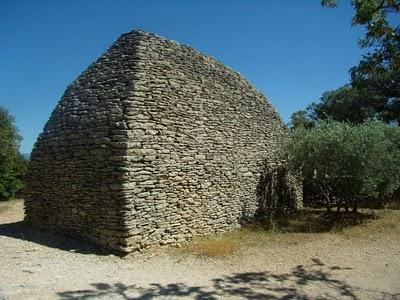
281 120 400 212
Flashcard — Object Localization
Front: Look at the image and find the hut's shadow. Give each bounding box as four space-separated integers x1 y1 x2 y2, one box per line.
0 221 108 255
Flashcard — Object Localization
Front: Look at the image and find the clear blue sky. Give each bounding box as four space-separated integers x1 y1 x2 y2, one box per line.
0 0 364 154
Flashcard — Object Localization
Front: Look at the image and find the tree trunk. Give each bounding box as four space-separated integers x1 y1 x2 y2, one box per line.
352 199 358 213
345 196 349 212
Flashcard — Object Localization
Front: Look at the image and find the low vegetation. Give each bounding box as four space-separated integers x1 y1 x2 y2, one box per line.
182 208 400 257
188 236 239 257
342 209 400 237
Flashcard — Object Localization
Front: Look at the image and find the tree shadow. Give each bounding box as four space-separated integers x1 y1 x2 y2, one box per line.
58 259 397 299
0 221 109 255
284 209 377 233
254 209 378 234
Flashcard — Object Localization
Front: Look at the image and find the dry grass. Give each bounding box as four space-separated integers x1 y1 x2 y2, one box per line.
181 226 310 258
276 209 379 233
181 208 400 257
183 233 242 257
342 209 400 237
266 208 400 237
197 238 237 257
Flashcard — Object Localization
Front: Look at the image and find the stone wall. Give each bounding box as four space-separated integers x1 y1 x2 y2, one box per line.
24 30 300 252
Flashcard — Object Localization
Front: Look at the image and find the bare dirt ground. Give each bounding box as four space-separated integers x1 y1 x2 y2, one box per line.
1 199 399 300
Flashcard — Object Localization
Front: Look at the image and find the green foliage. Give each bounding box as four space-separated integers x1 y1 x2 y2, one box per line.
289 110 315 129
320 0 400 125
313 86 360 122
312 85 385 123
281 120 400 211
0 106 27 200
298 83 392 126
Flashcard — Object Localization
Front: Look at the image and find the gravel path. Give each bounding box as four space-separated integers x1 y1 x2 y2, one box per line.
1 199 399 300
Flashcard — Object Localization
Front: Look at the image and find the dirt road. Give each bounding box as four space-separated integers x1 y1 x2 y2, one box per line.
1 199 399 299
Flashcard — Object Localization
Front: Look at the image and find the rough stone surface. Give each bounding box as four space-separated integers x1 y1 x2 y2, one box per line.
24 30 300 252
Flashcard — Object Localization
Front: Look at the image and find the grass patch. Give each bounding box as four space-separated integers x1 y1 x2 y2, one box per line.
260 208 400 237
183 233 242 257
342 209 400 237
197 237 237 257
180 209 400 257
252 208 381 234
181 225 308 258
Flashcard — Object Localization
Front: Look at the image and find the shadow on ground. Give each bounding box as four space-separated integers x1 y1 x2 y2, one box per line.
58 259 398 300
267 210 378 233
0 221 108 255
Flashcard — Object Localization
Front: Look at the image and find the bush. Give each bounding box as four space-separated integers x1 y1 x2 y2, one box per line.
281 120 400 212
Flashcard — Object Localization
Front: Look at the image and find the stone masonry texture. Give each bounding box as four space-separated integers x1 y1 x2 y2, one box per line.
24 30 299 252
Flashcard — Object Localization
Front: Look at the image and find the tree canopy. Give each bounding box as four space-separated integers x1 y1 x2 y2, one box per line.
290 1 400 128
0 106 28 200
288 110 314 129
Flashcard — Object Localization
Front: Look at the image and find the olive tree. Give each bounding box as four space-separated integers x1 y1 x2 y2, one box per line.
281 120 400 212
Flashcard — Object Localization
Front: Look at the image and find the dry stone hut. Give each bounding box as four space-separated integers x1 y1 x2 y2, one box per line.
24 30 301 252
